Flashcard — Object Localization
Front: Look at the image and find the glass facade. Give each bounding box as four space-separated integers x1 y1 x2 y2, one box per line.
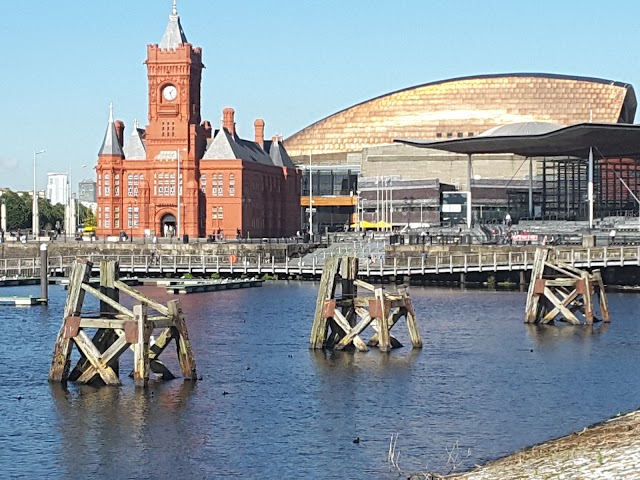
301 169 358 196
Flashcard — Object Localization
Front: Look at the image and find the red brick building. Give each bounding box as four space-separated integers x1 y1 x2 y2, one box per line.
96 2 300 239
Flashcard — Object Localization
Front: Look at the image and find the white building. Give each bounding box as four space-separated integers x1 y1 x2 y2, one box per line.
46 173 68 206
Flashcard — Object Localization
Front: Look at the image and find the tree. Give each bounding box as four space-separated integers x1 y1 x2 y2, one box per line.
3 190 30 231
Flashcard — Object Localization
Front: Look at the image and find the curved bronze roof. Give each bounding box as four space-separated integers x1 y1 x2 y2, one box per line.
284 73 637 158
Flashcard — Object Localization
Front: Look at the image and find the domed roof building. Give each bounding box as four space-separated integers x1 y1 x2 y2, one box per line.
288 73 637 231
285 73 636 163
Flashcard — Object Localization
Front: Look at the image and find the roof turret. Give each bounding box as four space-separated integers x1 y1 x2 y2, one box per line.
98 104 124 157
159 0 188 49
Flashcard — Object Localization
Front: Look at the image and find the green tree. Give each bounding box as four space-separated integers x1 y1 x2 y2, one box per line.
2 190 30 231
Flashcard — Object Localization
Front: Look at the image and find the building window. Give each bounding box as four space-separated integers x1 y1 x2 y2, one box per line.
104 174 110 196
104 207 110 228
200 174 206 193
212 206 218 219
468 132 475 137
446 132 453 138
457 132 463 138
229 173 235 196
218 206 223 219
212 174 218 196
218 174 223 196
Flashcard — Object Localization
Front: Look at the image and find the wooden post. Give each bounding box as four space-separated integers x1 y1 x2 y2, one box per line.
375 287 391 352
133 304 151 387
39 243 48 302
49 260 92 382
524 248 548 323
593 270 611 323
309 257 340 349
168 300 197 380
398 285 422 348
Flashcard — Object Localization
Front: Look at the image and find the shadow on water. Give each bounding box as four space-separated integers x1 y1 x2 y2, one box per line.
310 348 422 373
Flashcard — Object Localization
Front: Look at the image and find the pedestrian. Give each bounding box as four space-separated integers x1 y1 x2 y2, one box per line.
609 228 616 246
505 213 512 227
236 227 242 240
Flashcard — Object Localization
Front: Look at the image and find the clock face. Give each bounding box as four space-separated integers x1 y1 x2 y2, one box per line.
162 85 178 101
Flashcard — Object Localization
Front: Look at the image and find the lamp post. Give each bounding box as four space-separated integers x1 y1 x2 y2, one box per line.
308 153 313 235
32 149 46 240
131 194 137 242
176 148 187 239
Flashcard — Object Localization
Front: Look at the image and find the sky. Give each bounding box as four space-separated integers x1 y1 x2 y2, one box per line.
2 0 640 192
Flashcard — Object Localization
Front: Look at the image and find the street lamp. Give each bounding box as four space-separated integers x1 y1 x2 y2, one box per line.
131 194 137 242
32 149 46 240
176 148 187 239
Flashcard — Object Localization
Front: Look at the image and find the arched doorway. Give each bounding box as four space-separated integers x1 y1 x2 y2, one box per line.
160 213 177 237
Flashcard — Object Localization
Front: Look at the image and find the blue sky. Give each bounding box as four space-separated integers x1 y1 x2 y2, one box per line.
2 0 640 191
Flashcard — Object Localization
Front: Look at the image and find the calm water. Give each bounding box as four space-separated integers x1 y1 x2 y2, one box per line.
1 282 640 479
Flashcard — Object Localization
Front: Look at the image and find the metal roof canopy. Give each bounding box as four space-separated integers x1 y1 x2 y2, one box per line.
395 123 640 158
395 122 640 229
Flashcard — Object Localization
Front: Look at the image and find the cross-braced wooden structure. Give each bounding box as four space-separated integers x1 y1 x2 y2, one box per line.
49 260 197 387
309 256 422 352
525 248 611 325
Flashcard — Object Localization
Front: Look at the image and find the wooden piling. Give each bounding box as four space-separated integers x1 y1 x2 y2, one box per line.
523 248 611 325
310 256 422 353
48 260 197 387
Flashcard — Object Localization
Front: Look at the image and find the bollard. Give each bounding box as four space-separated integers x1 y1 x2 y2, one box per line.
40 243 48 303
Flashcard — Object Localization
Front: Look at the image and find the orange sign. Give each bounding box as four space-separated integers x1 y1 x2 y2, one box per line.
229 254 237 264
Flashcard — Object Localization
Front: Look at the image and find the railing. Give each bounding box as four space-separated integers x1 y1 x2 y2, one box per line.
2 246 640 279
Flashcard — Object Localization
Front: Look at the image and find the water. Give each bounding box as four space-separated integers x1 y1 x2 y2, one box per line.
1 283 640 479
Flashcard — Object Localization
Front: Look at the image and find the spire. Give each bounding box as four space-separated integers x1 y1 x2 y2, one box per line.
160 0 188 49
98 104 124 157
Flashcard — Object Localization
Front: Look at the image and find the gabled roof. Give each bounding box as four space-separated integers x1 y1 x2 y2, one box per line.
268 140 295 167
202 128 245 160
98 105 124 157
159 1 188 49
123 121 146 160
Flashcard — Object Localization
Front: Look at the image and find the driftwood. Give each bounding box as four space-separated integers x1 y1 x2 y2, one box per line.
524 248 611 325
49 260 197 387
309 256 422 352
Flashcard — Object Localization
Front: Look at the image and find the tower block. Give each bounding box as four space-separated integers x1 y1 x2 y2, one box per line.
309 256 422 353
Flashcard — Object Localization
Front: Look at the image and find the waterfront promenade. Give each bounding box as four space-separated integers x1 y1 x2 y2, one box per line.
1 245 640 282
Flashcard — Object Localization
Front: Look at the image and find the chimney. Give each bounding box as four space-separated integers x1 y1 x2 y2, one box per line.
254 119 265 149
201 120 212 139
223 107 235 137
114 120 125 148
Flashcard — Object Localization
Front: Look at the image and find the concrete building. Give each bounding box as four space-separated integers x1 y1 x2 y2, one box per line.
96 3 300 239
46 173 68 206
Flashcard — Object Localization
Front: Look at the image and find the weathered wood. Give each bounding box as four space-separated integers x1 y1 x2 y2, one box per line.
99 260 120 318
332 309 368 351
334 308 374 350
309 257 340 349
398 286 422 348
375 288 391 352
75 334 130 385
353 279 376 292
593 270 611 323
133 304 151 387
524 249 548 323
115 280 170 316
168 300 197 380
73 330 121 385
49 260 92 382
582 272 594 325
82 283 135 318
543 287 580 325
541 288 580 324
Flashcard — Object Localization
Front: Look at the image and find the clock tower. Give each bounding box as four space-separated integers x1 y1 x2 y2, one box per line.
144 0 204 160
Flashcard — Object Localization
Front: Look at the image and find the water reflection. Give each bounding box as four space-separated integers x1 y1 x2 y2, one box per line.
525 322 610 350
